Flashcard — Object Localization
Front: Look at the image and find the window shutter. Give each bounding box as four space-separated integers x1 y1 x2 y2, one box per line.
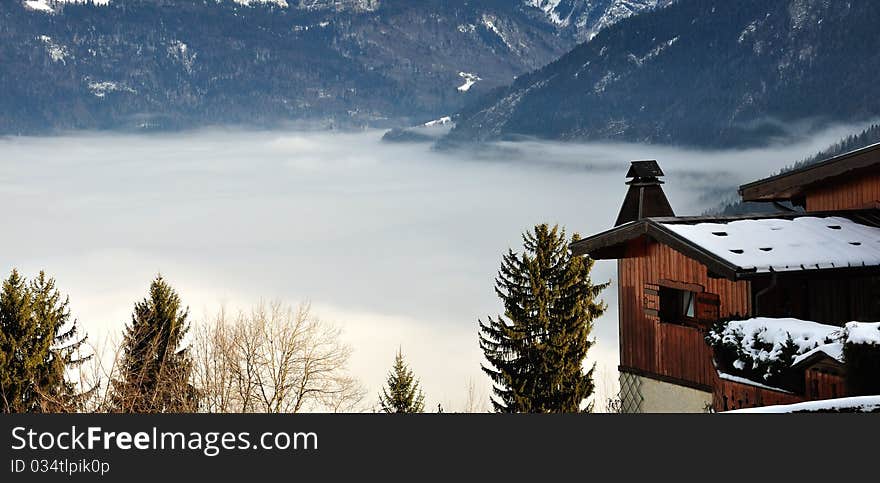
695 292 720 324
643 283 660 318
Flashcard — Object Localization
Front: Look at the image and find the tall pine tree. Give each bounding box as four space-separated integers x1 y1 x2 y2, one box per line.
479 224 608 413
0 270 89 413
378 349 425 413
112 275 195 413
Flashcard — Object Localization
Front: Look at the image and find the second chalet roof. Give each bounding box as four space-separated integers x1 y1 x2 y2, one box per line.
791 342 845 368
739 142 880 203
571 210 880 280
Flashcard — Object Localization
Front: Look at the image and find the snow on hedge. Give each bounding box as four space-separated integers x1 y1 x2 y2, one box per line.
710 317 880 389
727 395 880 413
845 321 880 345
709 317 841 368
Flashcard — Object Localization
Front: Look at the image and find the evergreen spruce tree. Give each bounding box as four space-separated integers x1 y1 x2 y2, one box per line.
0 270 89 413
479 224 608 413
112 275 195 413
378 349 425 413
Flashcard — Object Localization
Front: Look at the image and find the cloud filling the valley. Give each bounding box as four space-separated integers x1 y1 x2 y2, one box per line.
0 124 869 410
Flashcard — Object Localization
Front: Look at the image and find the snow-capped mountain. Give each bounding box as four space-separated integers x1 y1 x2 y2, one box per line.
230 0 379 10
2 0 658 134
23 0 109 13
231 0 290 8
22 0 380 14
443 0 880 148
524 0 676 41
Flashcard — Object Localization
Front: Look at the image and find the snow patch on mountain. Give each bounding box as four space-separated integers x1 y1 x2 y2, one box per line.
292 21 332 32
24 1 53 12
481 14 515 51
168 40 197 74
739 20 758 44
23 0 110 13
457 72 481 92
87 80 136 98
38 35 71 64
587 1 676 40
526 0 568 26
233 0 289 7
254 0 381 11
424 116 452 127
788 0 813 31
593 71 619 93
627 36 678 65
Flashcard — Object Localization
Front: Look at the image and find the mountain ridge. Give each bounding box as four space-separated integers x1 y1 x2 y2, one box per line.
442 0 880 148
2 0 668 134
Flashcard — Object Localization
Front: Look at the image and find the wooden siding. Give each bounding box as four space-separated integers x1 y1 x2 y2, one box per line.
654 323 714 387
713 377 803 411
618 237 752 388
752 273 880 325
806 173 880 211
805 367 846 401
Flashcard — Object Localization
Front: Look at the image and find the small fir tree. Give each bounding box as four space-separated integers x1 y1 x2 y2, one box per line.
479 224 608 413
0 270 89 413
378 349 425 413
112 275 195 413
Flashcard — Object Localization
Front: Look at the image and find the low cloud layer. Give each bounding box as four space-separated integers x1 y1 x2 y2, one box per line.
0 124 868 410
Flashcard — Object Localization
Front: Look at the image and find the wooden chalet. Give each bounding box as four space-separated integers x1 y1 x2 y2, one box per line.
572 146 880 412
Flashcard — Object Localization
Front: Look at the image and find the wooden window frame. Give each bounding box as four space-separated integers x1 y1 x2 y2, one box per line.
652 280 719 329
658 287 698 327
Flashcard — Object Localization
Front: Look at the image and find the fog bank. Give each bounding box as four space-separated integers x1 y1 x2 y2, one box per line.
0 124 866 410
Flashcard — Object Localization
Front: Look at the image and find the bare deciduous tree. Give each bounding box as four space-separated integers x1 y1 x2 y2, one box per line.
192 301 365 413
72 335 124 413
463 378 489 413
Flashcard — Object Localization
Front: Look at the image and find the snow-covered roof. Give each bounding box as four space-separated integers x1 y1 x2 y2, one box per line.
572 211 880 279
716 370 793 394
791 342 844 367
726 395 880 413
662 216 880 274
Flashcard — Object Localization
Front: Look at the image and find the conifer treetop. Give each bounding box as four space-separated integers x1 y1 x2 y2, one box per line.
378 349 425 414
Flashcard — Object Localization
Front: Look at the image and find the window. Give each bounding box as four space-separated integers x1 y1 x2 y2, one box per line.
659 286 696 324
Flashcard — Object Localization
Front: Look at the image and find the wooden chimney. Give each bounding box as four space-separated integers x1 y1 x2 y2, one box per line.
614 160 675 226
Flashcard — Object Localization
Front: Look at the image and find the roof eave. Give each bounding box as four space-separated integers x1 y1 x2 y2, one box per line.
569 220 648 257
739 142 880 202
570 219 743 281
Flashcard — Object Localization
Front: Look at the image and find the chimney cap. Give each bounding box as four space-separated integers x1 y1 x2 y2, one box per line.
626 160 664 179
